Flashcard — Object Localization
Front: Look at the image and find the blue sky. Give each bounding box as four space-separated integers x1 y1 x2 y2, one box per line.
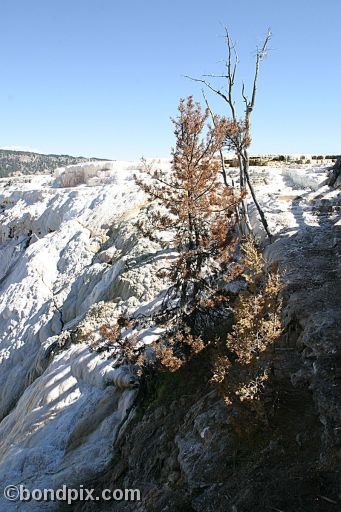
1 0 340 159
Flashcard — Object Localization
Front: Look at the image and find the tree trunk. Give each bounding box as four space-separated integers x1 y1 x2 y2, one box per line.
242 149 272 241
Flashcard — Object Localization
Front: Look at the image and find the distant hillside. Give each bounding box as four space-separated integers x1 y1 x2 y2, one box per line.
0 149 110 177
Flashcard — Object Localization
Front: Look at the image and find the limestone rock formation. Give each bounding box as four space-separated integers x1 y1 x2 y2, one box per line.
0 161 340 511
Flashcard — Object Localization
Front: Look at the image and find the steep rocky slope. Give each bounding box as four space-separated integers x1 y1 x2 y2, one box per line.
0 162 339 511
75 164 341 512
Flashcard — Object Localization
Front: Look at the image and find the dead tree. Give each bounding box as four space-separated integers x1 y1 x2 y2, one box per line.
186 29 272 241
135 97 242 332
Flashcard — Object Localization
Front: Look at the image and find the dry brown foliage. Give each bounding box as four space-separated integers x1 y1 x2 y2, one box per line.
96 316 206 374
224 118 251 155
211 237 283 421
130 327 206 373
227 239 282 364
92 320 142 367
152 331 205 372
135 96 242 329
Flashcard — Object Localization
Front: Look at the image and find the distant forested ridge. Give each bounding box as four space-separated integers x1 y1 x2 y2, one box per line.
0 149 109 177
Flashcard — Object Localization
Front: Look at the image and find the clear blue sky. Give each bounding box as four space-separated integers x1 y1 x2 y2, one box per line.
1 0 340 159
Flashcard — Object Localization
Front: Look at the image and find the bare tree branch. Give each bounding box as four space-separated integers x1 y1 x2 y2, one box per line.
224 27 238 121
241 81 249 109
202 90 233 188
185 28 272 241
202 74 229 79
184 76 230 104
248 29 271 116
